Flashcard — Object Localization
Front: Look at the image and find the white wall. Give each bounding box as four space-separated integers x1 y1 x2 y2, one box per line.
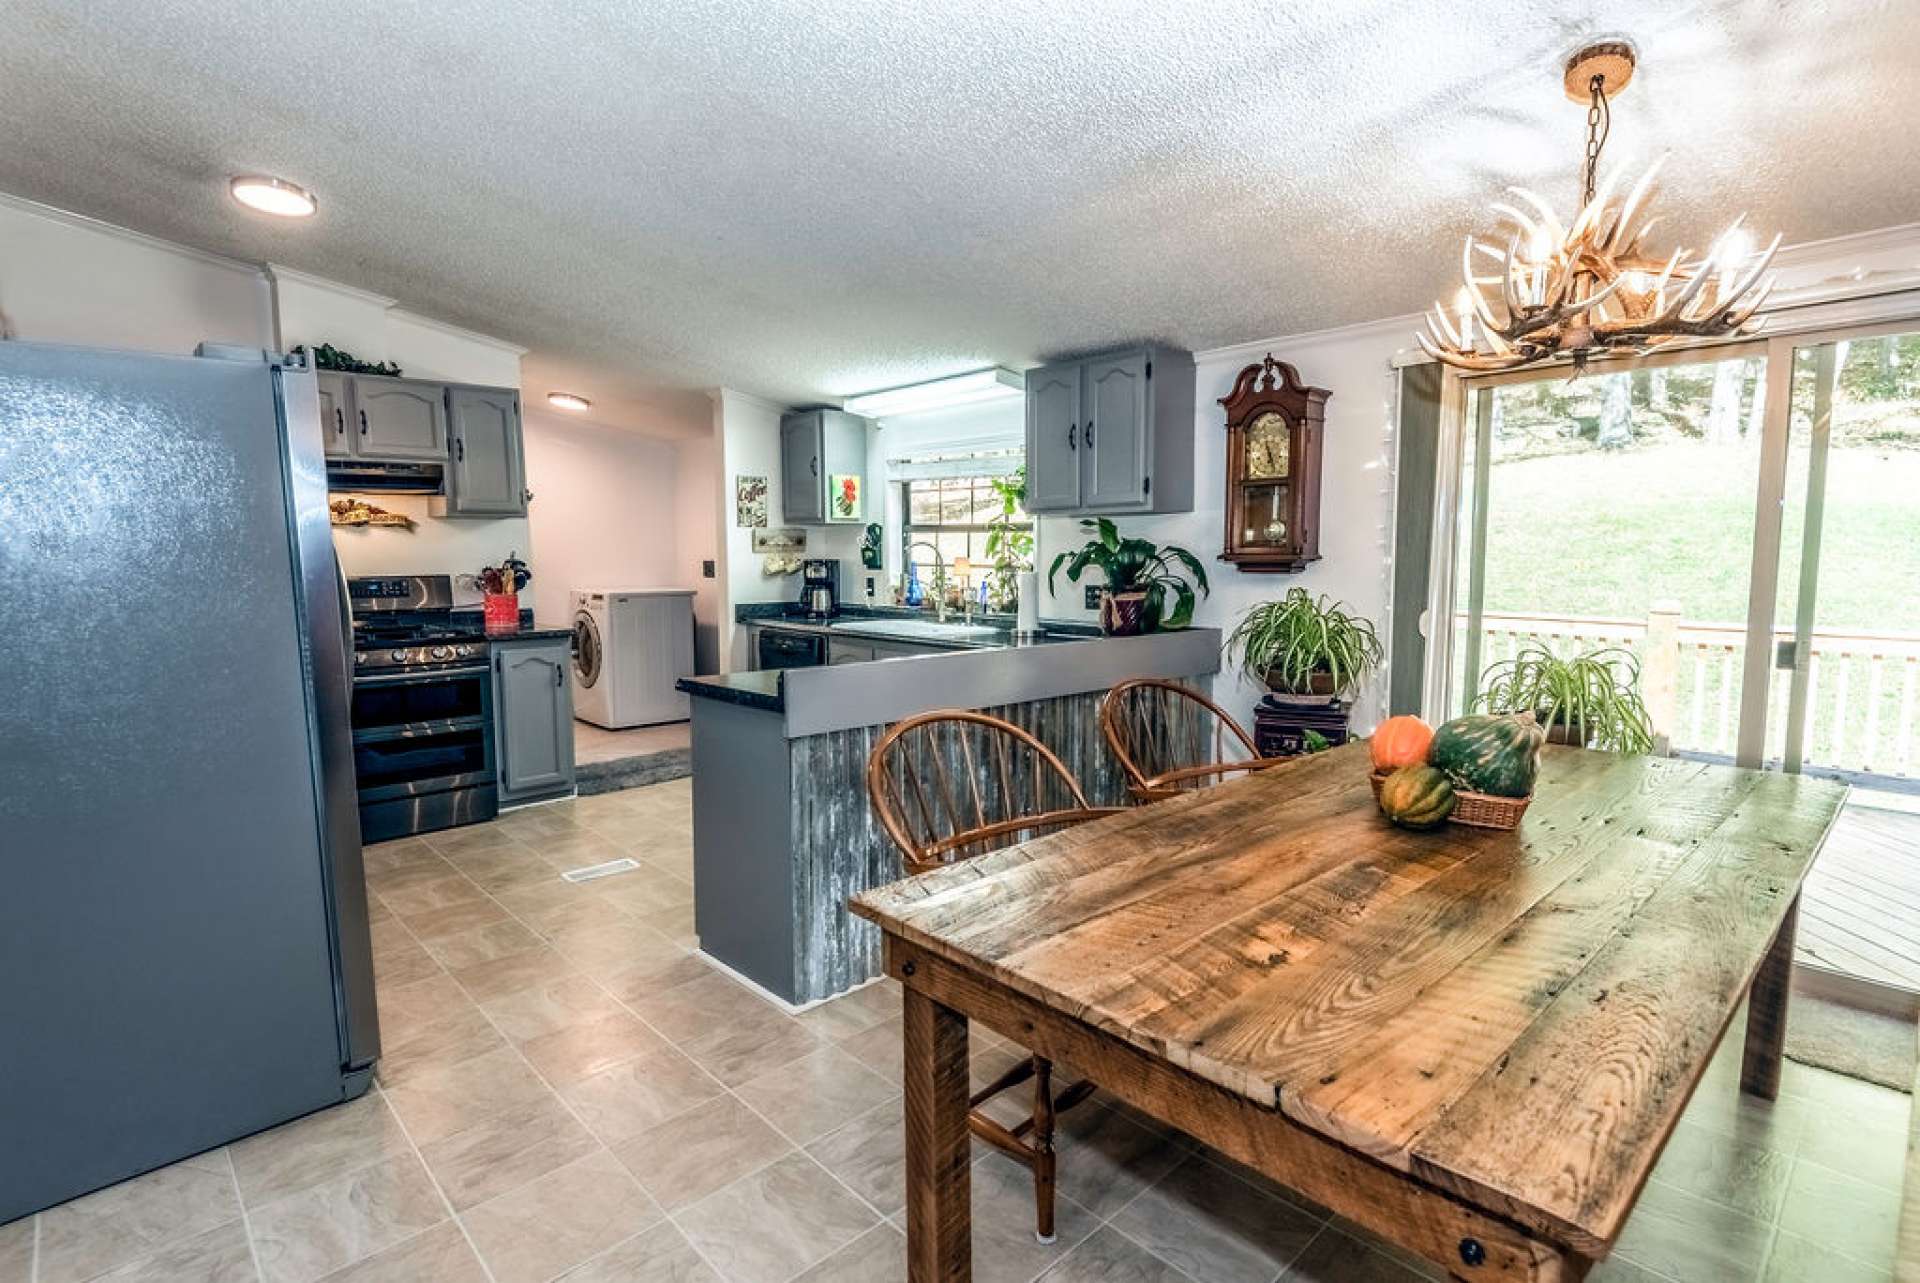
674 423 725 673
520 411 683 623
0 193 272 353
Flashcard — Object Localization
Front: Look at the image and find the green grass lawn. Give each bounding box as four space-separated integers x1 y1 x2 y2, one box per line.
1477 439 1920 635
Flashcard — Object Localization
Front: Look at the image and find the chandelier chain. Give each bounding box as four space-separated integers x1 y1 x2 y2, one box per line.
1583 73 1610 206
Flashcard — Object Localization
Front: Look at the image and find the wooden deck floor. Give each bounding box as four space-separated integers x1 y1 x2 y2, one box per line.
1799 803 1920 990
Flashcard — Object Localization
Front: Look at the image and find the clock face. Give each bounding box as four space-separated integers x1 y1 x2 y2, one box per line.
1244 412 1290 480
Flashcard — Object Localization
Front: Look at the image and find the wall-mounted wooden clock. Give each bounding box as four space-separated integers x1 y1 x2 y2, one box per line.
1218 353 1329 572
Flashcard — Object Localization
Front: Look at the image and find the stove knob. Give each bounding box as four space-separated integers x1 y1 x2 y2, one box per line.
355 652 366 666
429 645 451 660
391 649 408 663
455 644 473 657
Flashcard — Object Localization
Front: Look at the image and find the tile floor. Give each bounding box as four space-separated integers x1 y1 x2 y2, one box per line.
0 778 1907 1283
571 721 690 768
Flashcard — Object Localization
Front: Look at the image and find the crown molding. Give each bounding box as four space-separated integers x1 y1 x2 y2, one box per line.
715 386 789 415
0 189 266 280
1199 311 1425 370
264 263 397 310
1773 220 1920 269
387 307 528 356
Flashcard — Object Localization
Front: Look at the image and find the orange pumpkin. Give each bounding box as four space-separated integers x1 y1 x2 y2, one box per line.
1370 715 1434 772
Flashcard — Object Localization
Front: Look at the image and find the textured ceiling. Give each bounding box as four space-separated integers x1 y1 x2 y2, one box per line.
2 1 1915 430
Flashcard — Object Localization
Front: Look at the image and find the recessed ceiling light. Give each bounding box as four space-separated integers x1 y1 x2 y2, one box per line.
229 175 317 218
547 392 592 412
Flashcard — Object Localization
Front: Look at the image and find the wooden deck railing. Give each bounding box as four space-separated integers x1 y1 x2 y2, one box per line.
1463 606 1920 780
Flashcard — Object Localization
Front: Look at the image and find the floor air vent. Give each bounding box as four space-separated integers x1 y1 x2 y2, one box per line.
560 857 641 883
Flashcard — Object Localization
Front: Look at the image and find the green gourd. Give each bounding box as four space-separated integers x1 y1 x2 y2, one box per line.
1428 713 1545 797
1377 766 1457 829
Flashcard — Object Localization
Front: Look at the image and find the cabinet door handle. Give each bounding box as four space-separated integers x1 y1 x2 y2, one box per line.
1085 419 1094 448
334 408 344 436
455 435 465 462
358 409 369 436
554 663 563 688
1068 424 1077 451
810 456 819 477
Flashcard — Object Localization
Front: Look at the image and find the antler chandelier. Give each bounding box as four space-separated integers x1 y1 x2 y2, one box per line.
1419 42 1780 373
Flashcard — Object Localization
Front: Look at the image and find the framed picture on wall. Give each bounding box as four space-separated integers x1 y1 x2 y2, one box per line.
735 474 768 528
829 473 862 521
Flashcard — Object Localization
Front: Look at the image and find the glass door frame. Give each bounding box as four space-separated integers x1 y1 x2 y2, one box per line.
1422 309 1920 770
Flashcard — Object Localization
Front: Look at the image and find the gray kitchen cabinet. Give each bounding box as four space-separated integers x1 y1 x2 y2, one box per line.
780 409 869 524
316 372 352 459
1021 345 1195 516
441 387 527 516
828 638 874 665
494 637 576 804
352 376 449 461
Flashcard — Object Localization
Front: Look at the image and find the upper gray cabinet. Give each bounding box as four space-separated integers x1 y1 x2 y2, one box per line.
317 372 352 459
442 387 527 516
1021 345 1195 516
780 409 869 524
353 377 449 461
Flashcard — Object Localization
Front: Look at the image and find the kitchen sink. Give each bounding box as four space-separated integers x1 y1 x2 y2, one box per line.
830 618 1005 641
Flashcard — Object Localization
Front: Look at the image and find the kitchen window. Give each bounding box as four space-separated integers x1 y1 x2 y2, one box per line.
898 463 1031 603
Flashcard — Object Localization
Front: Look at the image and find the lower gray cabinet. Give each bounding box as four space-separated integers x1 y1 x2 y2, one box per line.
827 638 874 664
494 637 576 804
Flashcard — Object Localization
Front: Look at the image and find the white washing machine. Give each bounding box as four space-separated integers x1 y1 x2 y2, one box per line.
570 588 697 728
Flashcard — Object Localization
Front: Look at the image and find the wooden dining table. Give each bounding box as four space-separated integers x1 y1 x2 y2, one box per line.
851 742 1848 1282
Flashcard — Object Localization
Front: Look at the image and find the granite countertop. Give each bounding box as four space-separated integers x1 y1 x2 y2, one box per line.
736 604 1099 652
484 620 577 643
677 670 783 712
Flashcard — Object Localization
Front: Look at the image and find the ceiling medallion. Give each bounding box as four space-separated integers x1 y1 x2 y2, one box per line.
1419 41 1780 374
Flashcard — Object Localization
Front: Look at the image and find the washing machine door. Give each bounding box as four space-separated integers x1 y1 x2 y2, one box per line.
573 610 602 688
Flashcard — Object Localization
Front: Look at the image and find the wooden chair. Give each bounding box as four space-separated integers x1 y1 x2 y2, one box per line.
867 709 1118 1241
1100 677 1291 803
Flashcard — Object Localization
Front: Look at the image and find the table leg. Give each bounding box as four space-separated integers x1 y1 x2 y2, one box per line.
904 984 971 1282
1741 893 1800 1100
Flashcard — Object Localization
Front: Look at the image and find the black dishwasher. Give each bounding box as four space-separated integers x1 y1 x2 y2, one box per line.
757 627 826 669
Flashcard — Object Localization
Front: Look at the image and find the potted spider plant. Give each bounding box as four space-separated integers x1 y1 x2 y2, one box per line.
1047 518 1209 635
1472 644 1655 753
1226 589 1382 704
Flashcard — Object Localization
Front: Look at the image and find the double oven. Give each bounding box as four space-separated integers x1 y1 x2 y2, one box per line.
348 575 499 841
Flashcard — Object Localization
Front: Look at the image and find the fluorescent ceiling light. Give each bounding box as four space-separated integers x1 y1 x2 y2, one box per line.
547 392 592 411
843 367 1024 418
229 175 317 218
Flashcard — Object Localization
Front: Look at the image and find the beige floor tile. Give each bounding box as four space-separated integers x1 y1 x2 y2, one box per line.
519 1010 669 1087
92 1219 257 1283
1646 1117 1794 1224
365 857 458 897
1763 1226 1894 1283
640 849 695 882
553 1221 719 1282
596 869 695 918
679 1009 823 1086
677 1152 876 1283
805 1098 907 1218
628 971 779 1043
611 1095 791 1212
1053 1104 1188 1219
735 1045 899 1145
966 1154 1102 1283
793 981 897 1042
0 1219 30 1283
247 1154 444 1283
478 973 628 1043
377 873 488 919
373 973 475 1045
792 1222 905 1282
1792 1084 1911 1192
560 1047 723 1146
543 917 689 979
493 883 624 937
442 846 561 896
380 1047 553 1145
423 825 523 859
1042 1225 1196 1282
1109 1153 1321 1283
449 945 580 1003
362 837 440 876
231 1093 414 1208
635 902 697 948
36 1156 242 1283
837 1014 905 1068
374 1003 504 1086
368 934 442 990
525 831 632 869
423 919 547 972
397 897 511 943
315 1221 487 1282
600 950 712 1006
461 1149 660 1283
1280 1225 1427 1282
417 1094 599 1211
1613 1178 1775 1282
1777 1158 1900 1270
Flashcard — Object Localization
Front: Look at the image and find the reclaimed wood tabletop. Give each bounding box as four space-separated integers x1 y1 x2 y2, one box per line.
853 741 1848 1282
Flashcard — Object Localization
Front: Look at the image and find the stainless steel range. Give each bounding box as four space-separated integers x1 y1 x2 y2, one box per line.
348 575 499 840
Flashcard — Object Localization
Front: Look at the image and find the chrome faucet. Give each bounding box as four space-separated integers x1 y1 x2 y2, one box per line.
905 541 949 622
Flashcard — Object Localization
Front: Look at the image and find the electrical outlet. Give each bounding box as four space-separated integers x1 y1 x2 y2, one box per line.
1084 585 1101 610
866 576 876 595
701 560 716 579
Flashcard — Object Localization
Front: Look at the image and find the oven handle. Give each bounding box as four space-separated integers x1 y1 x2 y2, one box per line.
352 664 493 687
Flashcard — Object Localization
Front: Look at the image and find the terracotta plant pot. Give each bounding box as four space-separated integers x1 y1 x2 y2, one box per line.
1261 668 1338 703
1099 590 1150 636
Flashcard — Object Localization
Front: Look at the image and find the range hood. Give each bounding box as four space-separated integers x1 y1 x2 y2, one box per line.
325 459 444 495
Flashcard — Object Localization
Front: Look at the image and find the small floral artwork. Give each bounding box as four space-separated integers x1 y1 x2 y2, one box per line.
830 473 862 520
735 474 768 528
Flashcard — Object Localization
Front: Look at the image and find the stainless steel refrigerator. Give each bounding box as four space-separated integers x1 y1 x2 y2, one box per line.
0 340 379 1223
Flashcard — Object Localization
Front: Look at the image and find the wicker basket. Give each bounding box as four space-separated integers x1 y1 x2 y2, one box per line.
1369 769 1530 830
1448 788 1532 830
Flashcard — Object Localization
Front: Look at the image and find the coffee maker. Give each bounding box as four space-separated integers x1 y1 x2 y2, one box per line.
796 559 840 618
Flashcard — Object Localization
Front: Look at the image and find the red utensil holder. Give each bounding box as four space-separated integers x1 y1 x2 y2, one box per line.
483 593 519 632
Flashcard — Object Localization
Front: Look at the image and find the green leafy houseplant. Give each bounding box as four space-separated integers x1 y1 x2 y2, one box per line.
1472 644 1655 753
982 467 1033 613
1226 589 1382 700
1047 518 1209 634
